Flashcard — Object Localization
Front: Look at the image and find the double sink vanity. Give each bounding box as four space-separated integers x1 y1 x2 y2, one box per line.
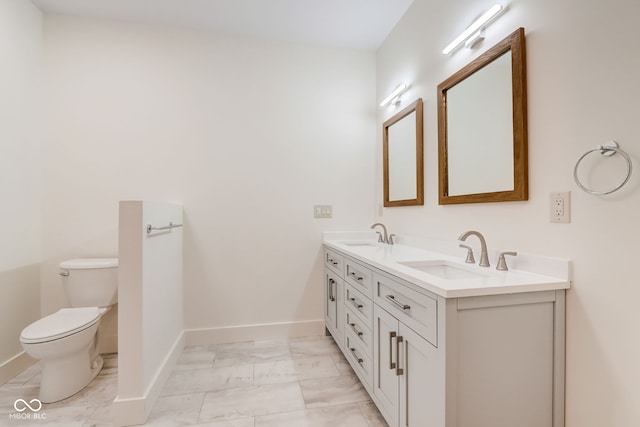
323 230 570 427
347 25 568 426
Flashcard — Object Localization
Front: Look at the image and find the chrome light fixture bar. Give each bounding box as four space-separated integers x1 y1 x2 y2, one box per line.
442 4 504 55
379 84 408 107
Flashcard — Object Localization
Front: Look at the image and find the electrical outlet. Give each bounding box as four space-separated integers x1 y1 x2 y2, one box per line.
550 192 570 223
314 204 333 219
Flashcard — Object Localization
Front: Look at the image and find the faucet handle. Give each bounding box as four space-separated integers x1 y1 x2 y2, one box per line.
375 231 384 243
388 234 396 245
459 244 475 264
496 251 517 271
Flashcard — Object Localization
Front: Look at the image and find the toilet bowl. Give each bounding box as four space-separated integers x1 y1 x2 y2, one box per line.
20 258 117 403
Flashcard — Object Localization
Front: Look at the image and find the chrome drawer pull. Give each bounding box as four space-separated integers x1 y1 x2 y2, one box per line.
349 347 363 364
395 336 404 376
349 297 363 309
386 295 410 310
349 271 364 281
389 331 396 369
350 323 364 336
328 278 335 302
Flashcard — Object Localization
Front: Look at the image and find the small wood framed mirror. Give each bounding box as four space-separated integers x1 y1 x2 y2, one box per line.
383 98 424 207
437 28 528 204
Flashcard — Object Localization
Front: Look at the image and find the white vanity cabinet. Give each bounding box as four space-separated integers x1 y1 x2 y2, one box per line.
322 244 566 427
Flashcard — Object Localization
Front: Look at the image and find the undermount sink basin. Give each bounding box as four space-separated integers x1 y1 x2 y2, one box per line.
398 260 489 280
341 241 379 247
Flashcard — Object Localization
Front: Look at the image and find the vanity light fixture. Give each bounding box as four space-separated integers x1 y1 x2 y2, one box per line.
442 4 504 55
379 83 408 107
464 30 485 49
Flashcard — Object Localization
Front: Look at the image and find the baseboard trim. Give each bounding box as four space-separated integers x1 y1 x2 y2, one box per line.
112 331 184 426
184 319 325 346
0 351 36 386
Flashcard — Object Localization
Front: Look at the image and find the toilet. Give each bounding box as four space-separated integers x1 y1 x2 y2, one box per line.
20 258 118 403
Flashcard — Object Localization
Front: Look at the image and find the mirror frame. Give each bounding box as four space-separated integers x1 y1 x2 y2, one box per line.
383 98 424 207
437 27 528 205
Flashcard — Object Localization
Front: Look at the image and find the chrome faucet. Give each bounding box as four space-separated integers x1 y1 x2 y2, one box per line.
458 243 476 264
371 223 393 245
459 230 490 267
496 251 517 271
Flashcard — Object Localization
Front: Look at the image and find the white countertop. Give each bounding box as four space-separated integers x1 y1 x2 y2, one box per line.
323 231 571 298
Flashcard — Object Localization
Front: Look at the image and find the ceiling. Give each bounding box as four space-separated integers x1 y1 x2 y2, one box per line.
31 0 414 51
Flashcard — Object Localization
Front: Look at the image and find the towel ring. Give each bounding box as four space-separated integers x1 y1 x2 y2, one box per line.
573 141 632 195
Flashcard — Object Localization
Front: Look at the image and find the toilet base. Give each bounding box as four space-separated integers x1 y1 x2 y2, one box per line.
39 350 104 403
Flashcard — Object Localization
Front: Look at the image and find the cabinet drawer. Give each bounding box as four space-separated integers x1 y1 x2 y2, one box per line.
344 258 373 298
345 332 373 389
374 273 438 347
325 249 344 277
345 306 373 356
345 283 373 327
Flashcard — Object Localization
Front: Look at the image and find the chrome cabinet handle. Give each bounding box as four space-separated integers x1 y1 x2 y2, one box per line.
349 297 363 309
395 335 404 376
332 279 336 302
389 331 396 369
328 278 335 302
386 295 410 310
328 257 338 265
349 347 363 364
349 271 364 281
350 323 363 336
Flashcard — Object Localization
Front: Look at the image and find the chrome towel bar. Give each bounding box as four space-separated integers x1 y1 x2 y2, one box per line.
146 222 183 234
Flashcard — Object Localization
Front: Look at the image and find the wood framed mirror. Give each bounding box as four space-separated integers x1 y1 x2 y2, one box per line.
437 28 528 204
383 98 424 207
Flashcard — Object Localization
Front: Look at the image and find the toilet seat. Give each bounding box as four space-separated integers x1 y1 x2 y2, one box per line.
20 307 101 344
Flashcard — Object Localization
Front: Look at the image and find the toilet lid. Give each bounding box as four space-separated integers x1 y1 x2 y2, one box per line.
20 307 100 344
59 258 118 269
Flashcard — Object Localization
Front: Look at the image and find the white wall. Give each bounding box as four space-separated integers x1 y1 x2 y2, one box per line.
116 201 183 425
0 0 42 382
42 15 376 340
376 0 640 426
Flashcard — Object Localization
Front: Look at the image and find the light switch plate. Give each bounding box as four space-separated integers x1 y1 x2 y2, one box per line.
314 204 333 219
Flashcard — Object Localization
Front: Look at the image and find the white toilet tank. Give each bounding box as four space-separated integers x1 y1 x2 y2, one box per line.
59 258 118 308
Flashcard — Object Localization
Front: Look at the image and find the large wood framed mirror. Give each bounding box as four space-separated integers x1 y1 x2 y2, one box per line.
437 28 528 204
383 98 424 207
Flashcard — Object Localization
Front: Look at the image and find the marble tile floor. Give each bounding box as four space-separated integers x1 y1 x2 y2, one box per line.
0 336 388 426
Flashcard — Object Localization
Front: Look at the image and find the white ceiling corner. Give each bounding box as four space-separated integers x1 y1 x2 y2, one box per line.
30 0 415 50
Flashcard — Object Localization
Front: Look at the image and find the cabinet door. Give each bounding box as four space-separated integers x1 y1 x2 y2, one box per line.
373 305 400 427
325 271 338 332
398 323 440 427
